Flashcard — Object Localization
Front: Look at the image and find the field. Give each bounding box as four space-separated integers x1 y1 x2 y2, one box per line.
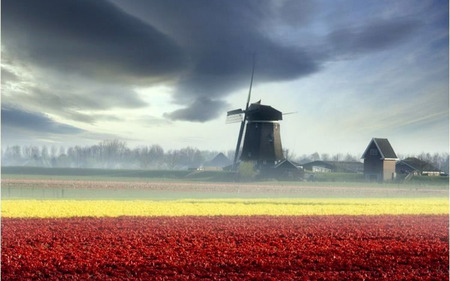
1 169 449 280
3 215 448 280
3 166 449 185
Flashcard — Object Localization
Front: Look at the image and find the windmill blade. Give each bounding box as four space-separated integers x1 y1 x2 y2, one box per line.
226 113 244 123
283 111 298 115
233 54 256 168
227 108 244 116
226 108 244 123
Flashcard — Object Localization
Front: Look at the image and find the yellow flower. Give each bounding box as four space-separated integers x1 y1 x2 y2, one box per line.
2 198 448 218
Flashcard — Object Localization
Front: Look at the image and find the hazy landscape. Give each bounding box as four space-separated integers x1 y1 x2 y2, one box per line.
2 0 448 280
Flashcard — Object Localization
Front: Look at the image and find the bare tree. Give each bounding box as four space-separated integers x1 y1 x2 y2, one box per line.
321 153 330 161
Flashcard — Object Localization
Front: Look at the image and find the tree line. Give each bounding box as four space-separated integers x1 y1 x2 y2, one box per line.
2 140 449 173
1 140 231 170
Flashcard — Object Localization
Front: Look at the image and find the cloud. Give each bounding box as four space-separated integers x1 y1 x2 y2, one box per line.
328 19 421 57
277 0 317 27
164 97 228 122
1 59 148 123
111 0 323 120
1 67 19 83
112 0 424 121
1 106 125 146
1 0 189 127
2 0 186 84
1 106 85 136
2 0 431 126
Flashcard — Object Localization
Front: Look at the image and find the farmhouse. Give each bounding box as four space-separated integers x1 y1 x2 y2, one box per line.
361 138 398 182
201 153 232 171
260 159 303 180
396 157 444 176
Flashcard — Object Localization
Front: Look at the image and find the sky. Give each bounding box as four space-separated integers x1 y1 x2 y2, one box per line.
1 0 448 157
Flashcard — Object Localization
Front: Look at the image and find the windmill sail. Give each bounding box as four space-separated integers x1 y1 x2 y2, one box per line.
232 56 255 168
226 109 244 123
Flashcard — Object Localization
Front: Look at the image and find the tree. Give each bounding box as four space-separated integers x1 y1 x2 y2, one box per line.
344 153 357 162
321 153 330 161
332 153 343 161
238 162 257 181
226 150 235 162
41 146 49 161
99 139 128 168
310 152 320 161
3 145 23 165
149 145 164 168
165 150 180 170
284 149 296 161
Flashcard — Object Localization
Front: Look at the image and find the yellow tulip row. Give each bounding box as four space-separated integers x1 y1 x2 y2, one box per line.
2 198 448 218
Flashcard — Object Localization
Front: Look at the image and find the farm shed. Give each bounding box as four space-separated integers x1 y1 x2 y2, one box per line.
260 159 303 180
361 138 398 182
396 157 444 176
302 161 363 173
201 153 232 171
302 161 334 173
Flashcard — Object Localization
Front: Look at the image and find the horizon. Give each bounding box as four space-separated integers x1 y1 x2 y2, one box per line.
2 138 448 163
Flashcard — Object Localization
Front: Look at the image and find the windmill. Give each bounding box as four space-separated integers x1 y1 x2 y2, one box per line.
227 59 285 169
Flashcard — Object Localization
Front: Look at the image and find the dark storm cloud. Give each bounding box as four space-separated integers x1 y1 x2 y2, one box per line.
2 0 186 83
164 97 228 122
1 106 84 135
2 0 426 125
328 19 421 56
278 0 317 26
112 0 423 121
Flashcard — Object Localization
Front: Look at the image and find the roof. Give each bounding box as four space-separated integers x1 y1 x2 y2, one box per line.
361 138 398 160
302 161 334 170
203 153 231 168
397 157 441 172
302 161 363 173
275 159 300 170
246 103 282 121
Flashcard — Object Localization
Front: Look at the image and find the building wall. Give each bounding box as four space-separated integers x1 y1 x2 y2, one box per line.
422 171 443 176
312 166 332 173
259 122 283 163
364 158 383 181
382 160 396 181
364 142 383 181
241 122 283 164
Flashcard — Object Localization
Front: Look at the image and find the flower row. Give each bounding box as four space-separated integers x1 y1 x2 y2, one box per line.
2 215 448 280
2 198 448 218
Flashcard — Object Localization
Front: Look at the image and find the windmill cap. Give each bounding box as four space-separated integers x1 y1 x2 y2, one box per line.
246 103 282 121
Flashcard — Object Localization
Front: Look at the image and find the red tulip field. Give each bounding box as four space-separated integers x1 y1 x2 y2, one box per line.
2 215 448 280
2 177 449 280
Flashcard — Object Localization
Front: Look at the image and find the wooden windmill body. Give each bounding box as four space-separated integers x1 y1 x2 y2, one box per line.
240 103 284 165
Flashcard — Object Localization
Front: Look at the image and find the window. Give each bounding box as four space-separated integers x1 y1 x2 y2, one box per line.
370 148 378 156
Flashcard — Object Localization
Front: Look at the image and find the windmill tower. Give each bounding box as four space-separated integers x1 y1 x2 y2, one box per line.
240 102 284 166
227 60 285 169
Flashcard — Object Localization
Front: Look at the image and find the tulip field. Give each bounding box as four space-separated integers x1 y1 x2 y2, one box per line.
1 178 449 280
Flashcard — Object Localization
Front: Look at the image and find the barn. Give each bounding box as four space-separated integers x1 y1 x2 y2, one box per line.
396 157 444 177
361 138 398 182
